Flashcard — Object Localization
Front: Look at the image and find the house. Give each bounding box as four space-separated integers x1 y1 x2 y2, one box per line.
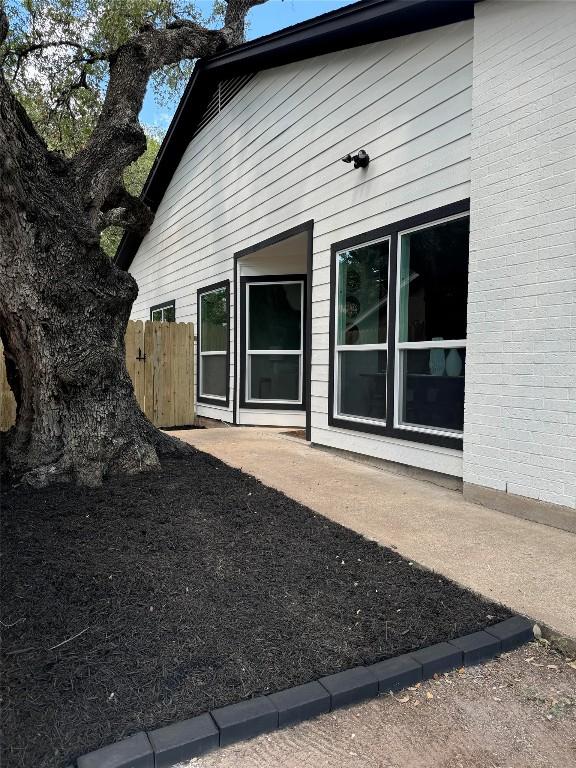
117 0 576 532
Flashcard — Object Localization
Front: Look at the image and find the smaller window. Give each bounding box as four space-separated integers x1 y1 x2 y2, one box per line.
198 284 229 405
150 300 175 322
335 237 390 422
246 280 304 405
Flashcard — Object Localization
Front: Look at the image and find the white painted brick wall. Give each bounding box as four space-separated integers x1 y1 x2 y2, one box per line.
464 1 576 509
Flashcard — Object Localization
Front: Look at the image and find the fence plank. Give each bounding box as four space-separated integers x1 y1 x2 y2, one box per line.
173 322 194 426
125 321 136 399
132 320 146 411
144 321 156 425
0 340 17 432
158 322 174 428
187 322 195 425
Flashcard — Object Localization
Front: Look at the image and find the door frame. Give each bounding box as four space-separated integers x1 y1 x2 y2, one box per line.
233 220 314 436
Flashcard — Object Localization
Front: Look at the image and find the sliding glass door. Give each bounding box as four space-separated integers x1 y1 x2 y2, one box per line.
243 278 305 406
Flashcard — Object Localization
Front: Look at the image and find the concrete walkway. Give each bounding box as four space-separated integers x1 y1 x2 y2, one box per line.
172 427 576 640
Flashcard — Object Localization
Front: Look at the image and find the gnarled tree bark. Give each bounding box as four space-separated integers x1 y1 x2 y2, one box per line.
0 1 265 487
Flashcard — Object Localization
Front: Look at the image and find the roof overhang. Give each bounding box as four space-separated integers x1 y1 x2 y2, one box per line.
115 0 476 270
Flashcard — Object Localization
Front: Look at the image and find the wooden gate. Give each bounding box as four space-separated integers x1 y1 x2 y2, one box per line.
0 320 195 431
125 320 195 428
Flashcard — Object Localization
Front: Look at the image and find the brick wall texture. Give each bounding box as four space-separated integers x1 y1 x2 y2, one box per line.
464 1 576 509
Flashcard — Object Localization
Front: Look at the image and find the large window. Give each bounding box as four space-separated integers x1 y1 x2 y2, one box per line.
330 201 469 448
150 300 175 322
242 277 305 407
197 282 229 406
396 216 468 435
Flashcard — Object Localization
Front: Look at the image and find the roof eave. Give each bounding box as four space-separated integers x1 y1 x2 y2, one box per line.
115 0 475 270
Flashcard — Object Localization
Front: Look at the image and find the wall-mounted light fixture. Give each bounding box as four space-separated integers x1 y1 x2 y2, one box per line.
341 149 370 169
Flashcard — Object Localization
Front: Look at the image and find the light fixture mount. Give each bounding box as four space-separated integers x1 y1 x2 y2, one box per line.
341 149 370 169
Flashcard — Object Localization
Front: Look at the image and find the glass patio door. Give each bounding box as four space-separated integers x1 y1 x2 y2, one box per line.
245 279 304 405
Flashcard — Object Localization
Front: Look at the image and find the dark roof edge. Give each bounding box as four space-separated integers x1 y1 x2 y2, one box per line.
115 0 475 271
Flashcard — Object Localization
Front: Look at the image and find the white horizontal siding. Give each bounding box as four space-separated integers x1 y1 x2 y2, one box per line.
310 424 462 477
238 410 305 427
129 20 473 463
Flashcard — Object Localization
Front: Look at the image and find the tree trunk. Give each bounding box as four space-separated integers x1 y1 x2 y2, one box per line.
0 76 189 488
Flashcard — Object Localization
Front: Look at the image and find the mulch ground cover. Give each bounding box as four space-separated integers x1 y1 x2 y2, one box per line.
1 448 512 768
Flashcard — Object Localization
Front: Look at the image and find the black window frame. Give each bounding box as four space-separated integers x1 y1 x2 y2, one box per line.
239 273 307 411
196 280 230 408
150 299 176 322
328 199 470 451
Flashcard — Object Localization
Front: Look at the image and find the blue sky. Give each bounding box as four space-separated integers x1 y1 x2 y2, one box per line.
140 0 355 130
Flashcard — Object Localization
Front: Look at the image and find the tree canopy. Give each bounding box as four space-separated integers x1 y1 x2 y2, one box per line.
0 0 221 154
0 1 224 256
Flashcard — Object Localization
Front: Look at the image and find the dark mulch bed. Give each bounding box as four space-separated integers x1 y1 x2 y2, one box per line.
1 449 512 768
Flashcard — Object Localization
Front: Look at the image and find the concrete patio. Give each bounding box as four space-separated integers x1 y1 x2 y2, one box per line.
172 426 576 642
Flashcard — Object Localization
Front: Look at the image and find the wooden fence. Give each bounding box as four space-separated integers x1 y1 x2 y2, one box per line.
0 346 17 431
0 320 195 432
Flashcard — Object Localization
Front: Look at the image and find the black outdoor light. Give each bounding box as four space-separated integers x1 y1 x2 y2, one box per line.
341 149 370 169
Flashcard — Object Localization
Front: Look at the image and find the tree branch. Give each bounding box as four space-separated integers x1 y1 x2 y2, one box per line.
0 8 69 203
0 71 53 177
7 39 103 61
0 7 8 47
224 0 268 46
72 0 268 225
98 184 154 235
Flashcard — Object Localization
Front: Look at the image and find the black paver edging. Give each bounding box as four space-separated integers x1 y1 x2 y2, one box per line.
74 616 534 768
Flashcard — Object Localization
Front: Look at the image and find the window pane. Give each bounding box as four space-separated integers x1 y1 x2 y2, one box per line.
338 350 387 420
201 289 228 352
401 348 465 432
249 283 302 350
151 305 175 322
201 354 227 399
249 354 300 401
398 216 469 343
337 240 389 345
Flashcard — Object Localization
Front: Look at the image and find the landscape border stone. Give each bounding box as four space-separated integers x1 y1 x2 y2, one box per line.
74 616 534 768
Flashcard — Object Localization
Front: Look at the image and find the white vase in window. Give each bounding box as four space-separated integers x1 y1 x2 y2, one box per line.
446 348 463 377
429 338 445 376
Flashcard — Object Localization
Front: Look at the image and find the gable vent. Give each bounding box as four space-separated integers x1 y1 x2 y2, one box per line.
192 73 254 138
